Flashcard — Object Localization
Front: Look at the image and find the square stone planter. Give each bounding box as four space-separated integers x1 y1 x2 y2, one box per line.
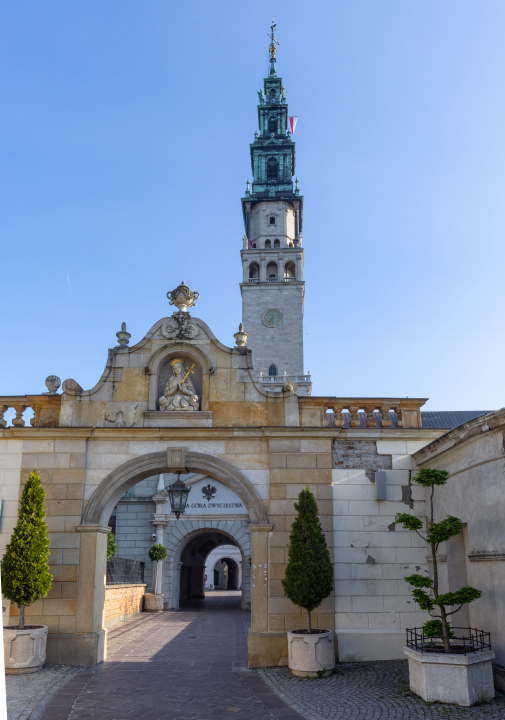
287 629 335 677
4 625 48 674
144 593 164 612
404 646 495 706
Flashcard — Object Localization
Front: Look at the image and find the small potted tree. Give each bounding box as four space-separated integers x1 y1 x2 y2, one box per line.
2 470 53 674
144 543 167 612
396 468 495 706
282 488 334 677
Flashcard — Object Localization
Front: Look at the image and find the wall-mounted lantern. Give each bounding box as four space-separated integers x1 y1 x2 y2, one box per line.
166 474 191 520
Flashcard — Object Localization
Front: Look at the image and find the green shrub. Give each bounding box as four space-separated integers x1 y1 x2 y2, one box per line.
1 470 52 628
107 533 117 561
148 544 167 561
282 488 333 633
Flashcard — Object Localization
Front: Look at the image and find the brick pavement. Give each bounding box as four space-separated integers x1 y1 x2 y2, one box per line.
38 591 304 720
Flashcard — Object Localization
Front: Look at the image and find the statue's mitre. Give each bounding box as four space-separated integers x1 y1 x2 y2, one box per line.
170 358 184 366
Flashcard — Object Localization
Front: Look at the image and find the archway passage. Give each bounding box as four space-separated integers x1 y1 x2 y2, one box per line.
178 531 244 608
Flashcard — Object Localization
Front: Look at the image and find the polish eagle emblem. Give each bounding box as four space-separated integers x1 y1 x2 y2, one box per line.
202 484 217 501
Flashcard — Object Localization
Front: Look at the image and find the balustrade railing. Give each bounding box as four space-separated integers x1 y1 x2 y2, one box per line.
0 397 32 428
298 397 426 428
258 374 311 383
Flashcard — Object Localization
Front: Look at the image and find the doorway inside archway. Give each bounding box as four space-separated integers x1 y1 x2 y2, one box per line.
178 532 244 607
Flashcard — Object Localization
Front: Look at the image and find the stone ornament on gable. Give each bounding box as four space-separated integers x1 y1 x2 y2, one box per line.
161 314 199 341
167 281 199 313
159 358 199 411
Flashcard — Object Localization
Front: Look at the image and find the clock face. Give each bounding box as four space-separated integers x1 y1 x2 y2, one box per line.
263 309 282 328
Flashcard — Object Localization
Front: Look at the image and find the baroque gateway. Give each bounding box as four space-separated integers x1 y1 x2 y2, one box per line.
1 28 503 673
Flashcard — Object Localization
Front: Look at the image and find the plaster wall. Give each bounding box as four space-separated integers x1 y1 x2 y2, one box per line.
250 202 295 246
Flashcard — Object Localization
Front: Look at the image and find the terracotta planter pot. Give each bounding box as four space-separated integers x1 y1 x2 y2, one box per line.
287 629 335 677
405 646 495 706
144 593 164 612
3 625 48 674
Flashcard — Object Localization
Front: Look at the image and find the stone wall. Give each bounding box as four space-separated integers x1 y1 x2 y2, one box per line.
104 584 146 628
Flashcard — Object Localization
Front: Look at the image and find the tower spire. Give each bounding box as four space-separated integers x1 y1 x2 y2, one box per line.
268 19 279 76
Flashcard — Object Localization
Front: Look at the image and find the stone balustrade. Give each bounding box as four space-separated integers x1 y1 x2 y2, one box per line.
0 395 61 428
298 397 427 428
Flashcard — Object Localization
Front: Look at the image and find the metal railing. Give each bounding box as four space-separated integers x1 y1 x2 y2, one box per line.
406 627 491 654
106 557 145 585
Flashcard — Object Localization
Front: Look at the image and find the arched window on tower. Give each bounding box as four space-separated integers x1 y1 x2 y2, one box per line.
267 158 279 181
269 88 276 103
274 239 280 248
266 261 278 282
284 261 296 281
265 239 271 249
249 262 260 283
269 364 278 377
268 116 277 134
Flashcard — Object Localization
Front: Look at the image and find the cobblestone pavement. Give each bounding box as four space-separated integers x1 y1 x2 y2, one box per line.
38 591 304 720
259 661 505 720
6 664 83 720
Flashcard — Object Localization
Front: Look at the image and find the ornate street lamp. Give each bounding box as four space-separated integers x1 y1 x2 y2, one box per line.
166 473 191 520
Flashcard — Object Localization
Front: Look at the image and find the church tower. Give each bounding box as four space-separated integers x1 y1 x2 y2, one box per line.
240 23 309 392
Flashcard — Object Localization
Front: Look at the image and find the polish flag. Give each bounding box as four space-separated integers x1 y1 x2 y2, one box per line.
289 116 298 134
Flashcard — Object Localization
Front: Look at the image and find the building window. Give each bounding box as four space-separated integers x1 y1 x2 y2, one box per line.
267 158 278 181
268 116 277 134
274 239 280 248
265 239 271 249
252 243 256 248
269 364 278 376
266 261 278 281
284 261 296 280
269 89 276 103
269 216 276 225
249 262 259 280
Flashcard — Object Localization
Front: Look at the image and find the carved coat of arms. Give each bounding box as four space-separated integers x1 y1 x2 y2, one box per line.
202 484 217 501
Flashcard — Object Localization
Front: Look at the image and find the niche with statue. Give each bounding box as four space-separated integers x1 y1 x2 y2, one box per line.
157 355 203 412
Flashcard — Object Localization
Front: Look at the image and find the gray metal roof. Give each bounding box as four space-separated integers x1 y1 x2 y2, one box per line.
421 411 493 430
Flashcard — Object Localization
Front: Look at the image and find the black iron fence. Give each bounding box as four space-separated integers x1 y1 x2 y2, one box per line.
106 557 145 585
406 626 491 654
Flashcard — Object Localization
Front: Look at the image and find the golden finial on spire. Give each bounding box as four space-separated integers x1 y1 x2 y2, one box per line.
268 19 279 62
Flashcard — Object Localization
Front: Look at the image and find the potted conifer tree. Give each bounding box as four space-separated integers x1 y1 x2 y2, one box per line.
396 468 495 706
2 470 53 674
282 488 334 677
144 543 167 612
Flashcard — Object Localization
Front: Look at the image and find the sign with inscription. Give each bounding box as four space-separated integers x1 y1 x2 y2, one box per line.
181 478 246 515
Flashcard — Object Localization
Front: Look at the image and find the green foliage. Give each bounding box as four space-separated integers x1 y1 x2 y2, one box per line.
1 470 52 613
423 619 454 638
412 468 449 487
426 516 463 545
411 588 435 611
395 513 423 532
404 574 433 589
107 533 117 561
148 544 168 561
282 488 333 614
438 586 482 606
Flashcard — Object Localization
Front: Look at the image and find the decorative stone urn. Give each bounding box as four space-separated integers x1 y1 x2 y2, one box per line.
287 629 335 677
144 593 164 612
234 323 248 347
404 646 495 706
116 322 131 346
167 281 199 313
44 375 61 394
3 625 48 674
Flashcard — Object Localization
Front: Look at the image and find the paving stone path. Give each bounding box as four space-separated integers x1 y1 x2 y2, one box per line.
38 591 303 720
260 661 505 720
6 664 83 720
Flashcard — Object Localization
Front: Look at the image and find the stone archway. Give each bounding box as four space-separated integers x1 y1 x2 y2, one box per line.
75 449 271 667
164 522 251 609
81 449 268 528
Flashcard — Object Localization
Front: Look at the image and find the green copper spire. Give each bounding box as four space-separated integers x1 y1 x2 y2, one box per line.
268 19 279 77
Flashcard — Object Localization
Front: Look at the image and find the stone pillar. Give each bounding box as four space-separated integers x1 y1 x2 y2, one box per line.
60 525 110 666
248 523 279 669
152 519 168 595
259 257 266 282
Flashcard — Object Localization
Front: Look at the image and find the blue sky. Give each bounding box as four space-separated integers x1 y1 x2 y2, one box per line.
1 1 505 411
